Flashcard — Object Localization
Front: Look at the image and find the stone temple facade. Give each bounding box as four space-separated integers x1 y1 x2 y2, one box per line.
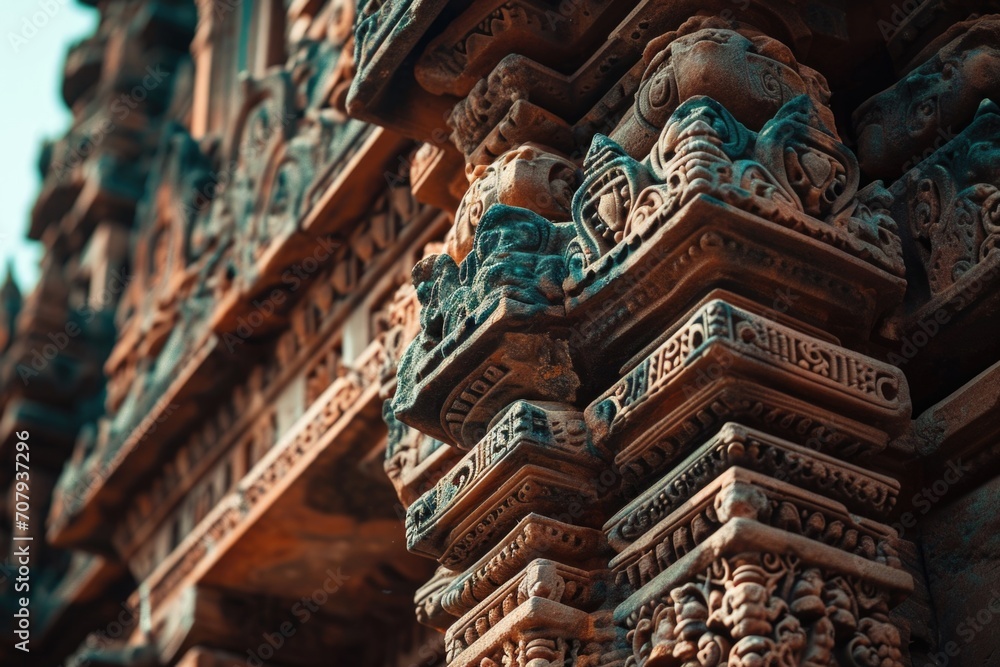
4 1 1000 665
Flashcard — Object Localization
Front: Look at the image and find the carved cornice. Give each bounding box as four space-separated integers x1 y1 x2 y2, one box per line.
440 513 609 617
605 423 900 552
610 467 902 591
406 400 604 561
138 338 383 614
586 298 909 486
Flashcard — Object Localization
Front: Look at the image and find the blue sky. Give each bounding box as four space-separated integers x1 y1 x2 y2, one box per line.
0 2 98 292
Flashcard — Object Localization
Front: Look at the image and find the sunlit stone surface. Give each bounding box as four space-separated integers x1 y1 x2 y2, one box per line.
3 2 1000 666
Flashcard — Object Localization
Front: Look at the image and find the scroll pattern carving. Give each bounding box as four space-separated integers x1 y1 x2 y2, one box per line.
596 301 903 431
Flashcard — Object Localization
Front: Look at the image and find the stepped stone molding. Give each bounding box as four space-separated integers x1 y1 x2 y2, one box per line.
12 1 1000 665
376 4 937 665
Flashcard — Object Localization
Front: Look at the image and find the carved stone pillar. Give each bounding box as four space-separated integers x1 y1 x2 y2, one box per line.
358 4 920 666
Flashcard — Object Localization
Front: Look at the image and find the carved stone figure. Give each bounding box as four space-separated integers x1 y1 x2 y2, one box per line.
628 552 905 667
888 100 1000 293
854 15 1000 179
612 16 836 160
575 95 902 275
16 3 1000 667
448 145 579 263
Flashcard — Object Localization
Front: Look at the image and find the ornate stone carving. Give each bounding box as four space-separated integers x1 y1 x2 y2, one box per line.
383 401 453 506
438 3 842 165
36 0 1000 664
440 514 609 617
105 125 219 439
576 96 902 275
626 550 905 667
445 559 601 659
888 99 1000 296
605 424 900 552
405 401 604 565
448 145 579 263
393 205 579 447
612 17 836 159
854 15 1000 180
610 468 902 591
288 0 357 115
586 299 909 484
414 0 625 98
218 72 298 289
571 134 655 264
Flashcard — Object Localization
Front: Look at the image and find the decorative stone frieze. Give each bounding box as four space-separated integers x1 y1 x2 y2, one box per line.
11 1 1000 666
